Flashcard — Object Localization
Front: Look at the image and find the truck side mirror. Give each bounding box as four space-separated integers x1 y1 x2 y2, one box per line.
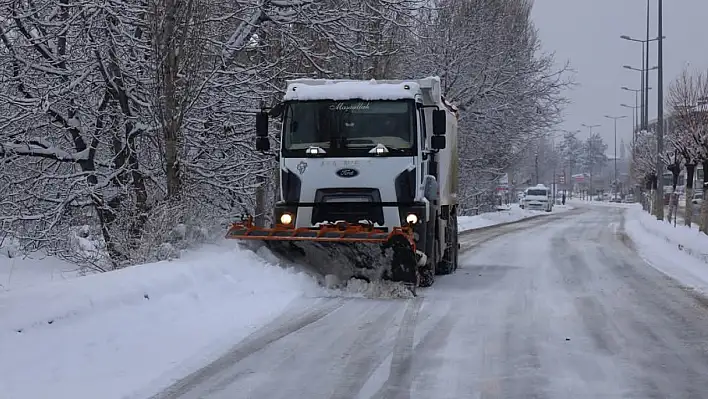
431 135 446 150
255 111 270 151
432 110 446 135
256 137 270 151
270 102 285 118
256 112 269 137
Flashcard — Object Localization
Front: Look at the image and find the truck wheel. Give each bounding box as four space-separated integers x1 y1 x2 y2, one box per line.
451 211 459 271
419 219 438 287
419 261 435 287
436 208 458 275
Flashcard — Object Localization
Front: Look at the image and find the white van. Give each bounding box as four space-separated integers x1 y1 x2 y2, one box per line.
521 184 553 212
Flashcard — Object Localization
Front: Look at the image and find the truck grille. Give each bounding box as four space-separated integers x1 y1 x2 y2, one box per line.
311 188 384 225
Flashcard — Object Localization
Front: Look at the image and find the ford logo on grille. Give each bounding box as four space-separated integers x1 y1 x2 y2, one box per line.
336 168 359 178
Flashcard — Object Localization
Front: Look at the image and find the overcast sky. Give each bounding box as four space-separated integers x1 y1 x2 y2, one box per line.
530 0 708 154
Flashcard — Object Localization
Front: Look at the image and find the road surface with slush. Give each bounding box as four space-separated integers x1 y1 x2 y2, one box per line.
149 205 708 399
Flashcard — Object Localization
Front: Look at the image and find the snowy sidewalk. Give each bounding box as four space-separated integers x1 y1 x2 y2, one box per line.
624 205 708 295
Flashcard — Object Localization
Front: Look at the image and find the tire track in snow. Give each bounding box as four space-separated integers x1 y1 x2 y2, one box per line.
499 273 549 399
458 209 583 254
548 218 625 359
326 302 407 399
150 298 345 399
369 297 423 399
405 303 459 398
593 231 708 399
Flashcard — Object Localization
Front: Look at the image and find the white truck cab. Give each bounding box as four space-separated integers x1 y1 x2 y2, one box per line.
245 77 460 287
522 184 553 212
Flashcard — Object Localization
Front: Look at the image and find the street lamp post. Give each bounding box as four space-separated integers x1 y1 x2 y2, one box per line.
581 123 600 135
620 103 641 145
620 37 647 128
605 115 628 196
621 86 651 135
622 87 641 130
645 0 650 129
623 64 658 134
656 0 665 220
620 34 663 129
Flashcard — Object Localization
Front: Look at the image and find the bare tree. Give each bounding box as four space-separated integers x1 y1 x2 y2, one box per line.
558 131 583 196
661 147 683 225
631 130 658 212
0 0 575 270
667 67 708 230
408 0 572 205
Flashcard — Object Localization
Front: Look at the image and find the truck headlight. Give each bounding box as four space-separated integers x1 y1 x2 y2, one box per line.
405 213 418 224
280 213 293 225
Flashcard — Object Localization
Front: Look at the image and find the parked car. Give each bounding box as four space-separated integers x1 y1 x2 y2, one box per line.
692 191 703 207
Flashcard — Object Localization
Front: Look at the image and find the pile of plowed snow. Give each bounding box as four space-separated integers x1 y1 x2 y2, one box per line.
253 244 417 299
0 241 320 399
321 275 416 299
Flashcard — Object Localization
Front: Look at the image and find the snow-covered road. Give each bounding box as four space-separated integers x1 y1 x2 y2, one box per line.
144 205 708 399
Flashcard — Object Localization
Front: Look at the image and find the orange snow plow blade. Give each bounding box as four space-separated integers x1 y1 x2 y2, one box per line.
225 216 415 247
225 216 421 290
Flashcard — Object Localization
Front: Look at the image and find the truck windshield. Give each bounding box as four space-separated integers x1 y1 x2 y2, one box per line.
526 189 547 196
282 100 416 156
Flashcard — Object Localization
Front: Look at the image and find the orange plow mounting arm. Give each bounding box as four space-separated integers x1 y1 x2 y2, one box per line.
226 216 416 249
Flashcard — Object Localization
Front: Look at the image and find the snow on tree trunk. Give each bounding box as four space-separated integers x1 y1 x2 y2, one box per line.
701 160 708 234
685 164 695 227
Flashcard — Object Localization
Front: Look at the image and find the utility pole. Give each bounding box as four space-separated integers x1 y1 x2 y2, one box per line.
552 135 557 203
655 0 665 220
640 45 646 128
644 0 650 130
605 115 627 197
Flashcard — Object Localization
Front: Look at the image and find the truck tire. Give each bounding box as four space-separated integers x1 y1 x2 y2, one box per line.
436 207 458 275
419 214 438 287
419 260 435 287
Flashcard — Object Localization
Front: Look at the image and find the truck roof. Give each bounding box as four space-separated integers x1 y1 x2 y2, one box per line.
282 77 457 113
526 185 549 191
283 80 419 102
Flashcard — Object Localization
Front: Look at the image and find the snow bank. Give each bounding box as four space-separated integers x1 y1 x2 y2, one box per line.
0 241 319 399
458 204 573 232
0 240 81 291
624 206 708 295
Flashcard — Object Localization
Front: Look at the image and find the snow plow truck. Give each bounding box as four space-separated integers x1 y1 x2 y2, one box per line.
226 77 459 293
